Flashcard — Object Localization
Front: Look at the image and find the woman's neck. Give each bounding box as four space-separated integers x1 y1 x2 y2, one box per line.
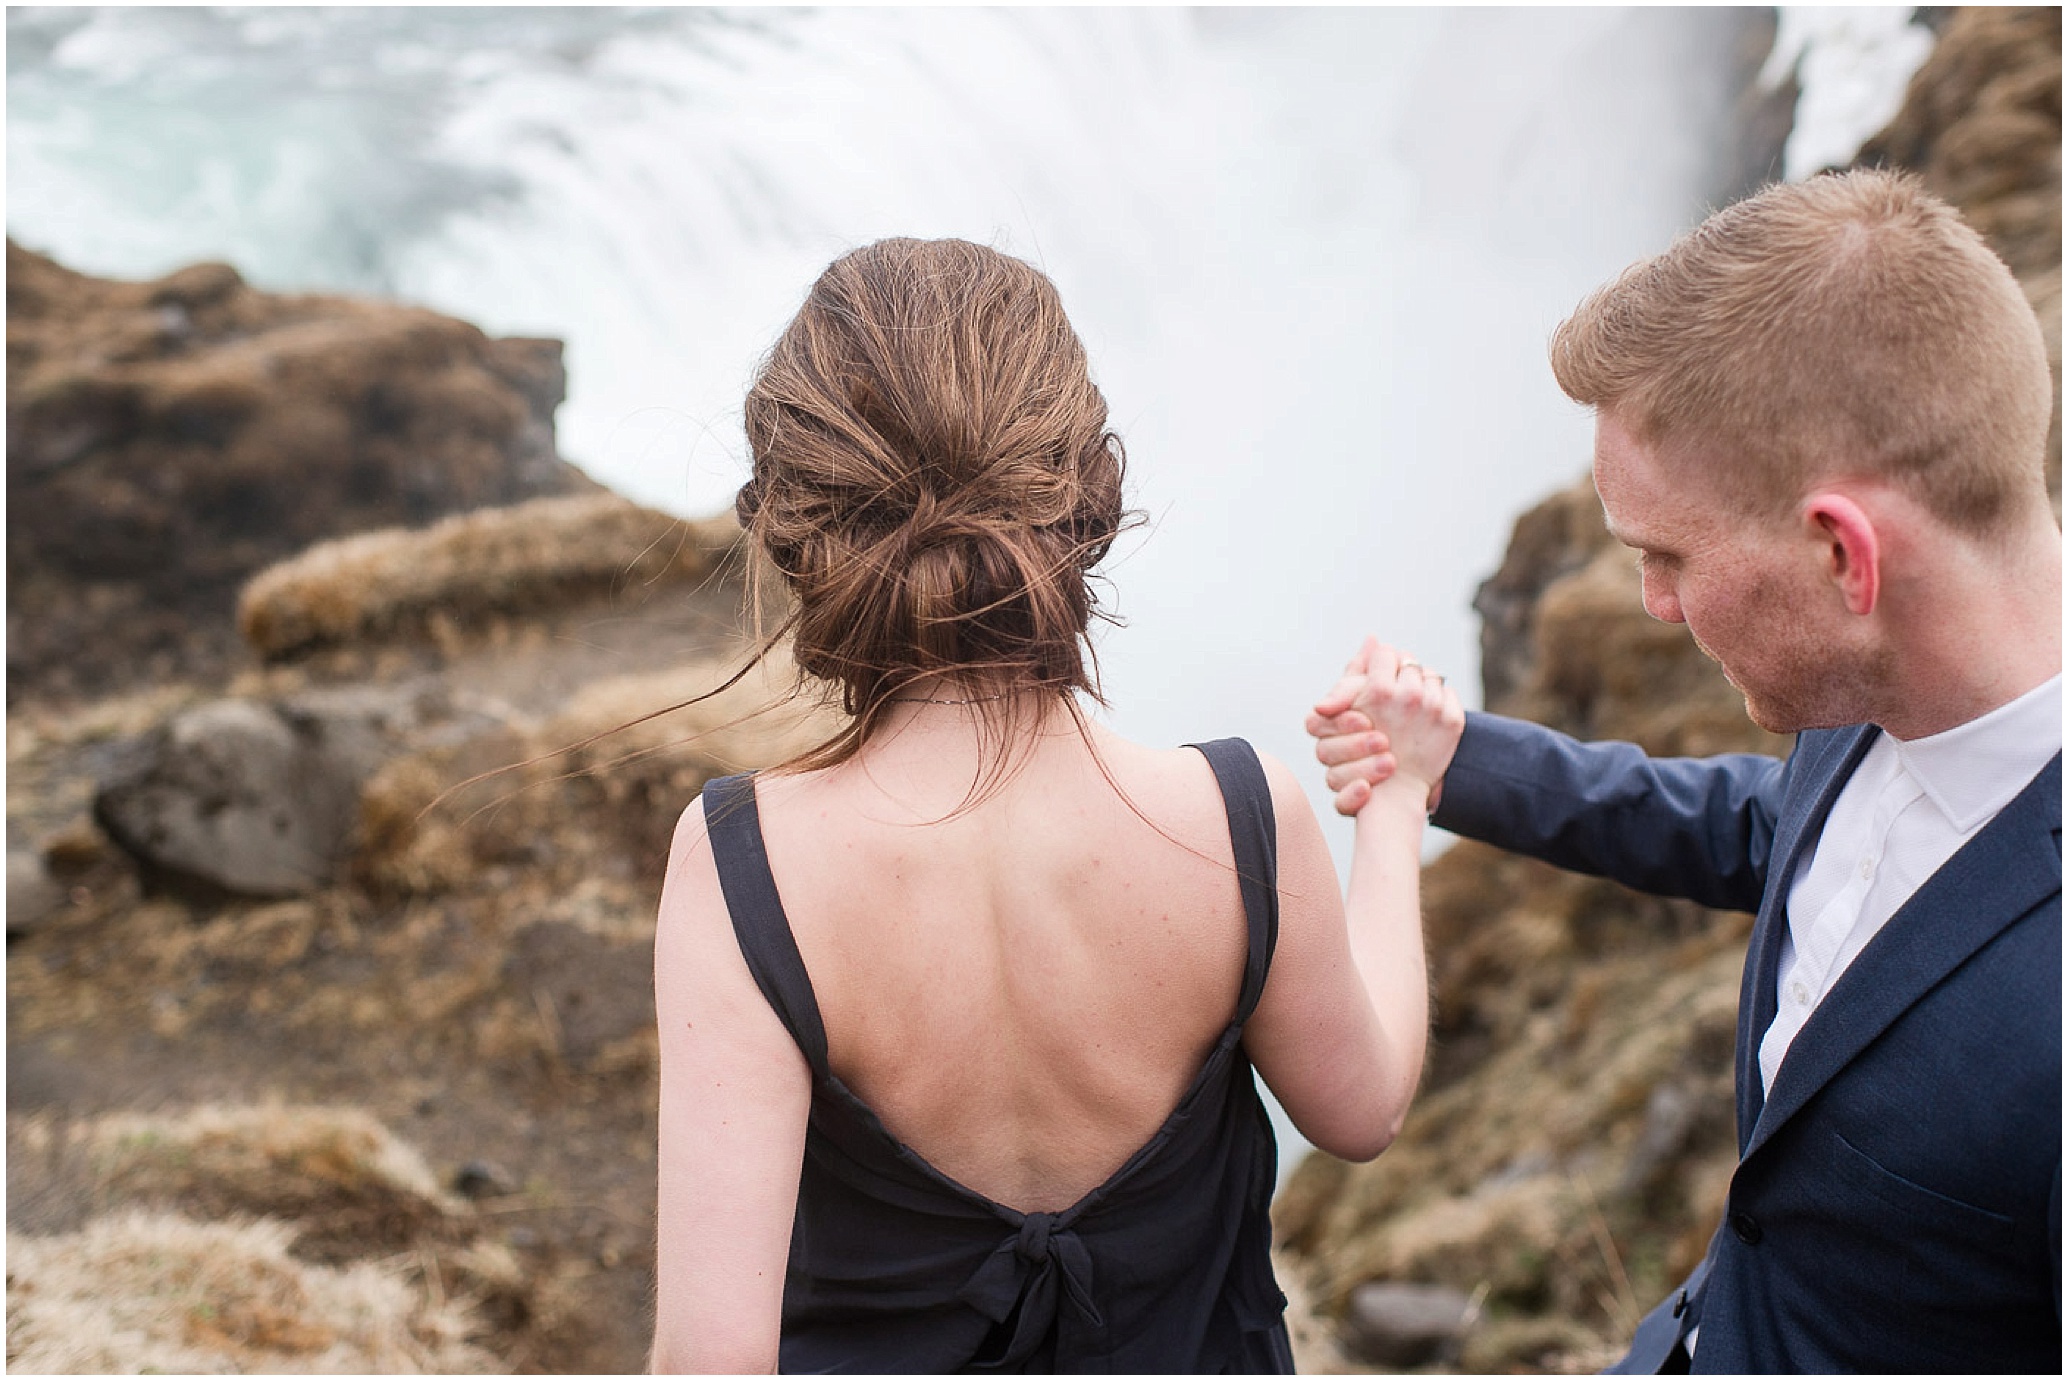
832 688 1090 818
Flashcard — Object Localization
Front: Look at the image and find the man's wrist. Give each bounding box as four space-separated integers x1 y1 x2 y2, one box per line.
1361 773 1436 819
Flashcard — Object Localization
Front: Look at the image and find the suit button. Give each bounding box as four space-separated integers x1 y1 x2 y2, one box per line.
1730 1212 1763 1245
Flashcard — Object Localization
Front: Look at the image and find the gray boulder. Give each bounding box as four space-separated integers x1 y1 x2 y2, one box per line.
94 699 366 897
8 850 67 935
1342 1281 1475 1368
91 684 495 898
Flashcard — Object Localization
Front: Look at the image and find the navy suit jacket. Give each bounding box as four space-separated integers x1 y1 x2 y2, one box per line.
1433 712 2062 1372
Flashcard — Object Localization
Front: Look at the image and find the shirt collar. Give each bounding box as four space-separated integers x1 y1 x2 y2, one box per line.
1889 674 2063 833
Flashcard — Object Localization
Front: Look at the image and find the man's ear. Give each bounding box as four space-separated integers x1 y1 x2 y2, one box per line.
1802 492 1880 616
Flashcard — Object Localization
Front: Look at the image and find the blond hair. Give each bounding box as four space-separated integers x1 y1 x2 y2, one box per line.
1551 169 2052 532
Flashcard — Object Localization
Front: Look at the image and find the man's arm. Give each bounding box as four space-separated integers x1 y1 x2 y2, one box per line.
1432 711 1788 914
1308 638 1790 913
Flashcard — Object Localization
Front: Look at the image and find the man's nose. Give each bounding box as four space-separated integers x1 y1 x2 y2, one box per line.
1641 571 1684 624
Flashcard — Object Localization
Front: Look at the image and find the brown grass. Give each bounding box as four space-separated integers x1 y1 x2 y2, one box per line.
94 1103 449 1199
1275 928 1748 1366
237 494 744 660
353 646 838 901
6 1209 498 1373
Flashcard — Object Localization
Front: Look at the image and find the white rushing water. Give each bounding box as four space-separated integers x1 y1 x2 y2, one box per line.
13 4 1927 1169
5 4 1786 838
1765 7 1935 180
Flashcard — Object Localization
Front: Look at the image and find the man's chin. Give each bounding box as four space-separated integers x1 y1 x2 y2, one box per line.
1738 687 1853 736
1740 694 1799 734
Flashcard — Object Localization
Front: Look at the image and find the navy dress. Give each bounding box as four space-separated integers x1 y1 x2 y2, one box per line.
699 737 1296 1373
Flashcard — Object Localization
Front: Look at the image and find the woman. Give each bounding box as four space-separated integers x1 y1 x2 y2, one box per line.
651 238 1460 1372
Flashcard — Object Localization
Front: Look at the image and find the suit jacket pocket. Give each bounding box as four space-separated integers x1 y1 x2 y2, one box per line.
1830 1130 2017 1245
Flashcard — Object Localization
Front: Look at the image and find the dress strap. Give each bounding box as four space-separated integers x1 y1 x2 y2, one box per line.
701 773 831 1077
1187 738 1280 1023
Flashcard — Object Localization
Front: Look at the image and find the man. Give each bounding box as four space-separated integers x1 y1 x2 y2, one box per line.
1310 169 2060 1371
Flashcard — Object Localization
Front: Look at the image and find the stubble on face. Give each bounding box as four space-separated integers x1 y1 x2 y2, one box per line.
1594 413 1877 736
1685 510 1894 736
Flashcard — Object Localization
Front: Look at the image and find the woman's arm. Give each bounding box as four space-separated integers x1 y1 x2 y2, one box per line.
651 801 812 1373
1245 645 1460 1162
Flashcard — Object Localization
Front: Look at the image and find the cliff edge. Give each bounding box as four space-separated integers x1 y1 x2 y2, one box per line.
5 242 595 703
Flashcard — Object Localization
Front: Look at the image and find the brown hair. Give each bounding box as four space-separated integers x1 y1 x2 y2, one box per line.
736 237 1137 785
1550 168 2052 533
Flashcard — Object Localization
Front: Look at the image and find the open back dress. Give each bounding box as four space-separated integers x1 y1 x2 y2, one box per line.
699 736 1294 1373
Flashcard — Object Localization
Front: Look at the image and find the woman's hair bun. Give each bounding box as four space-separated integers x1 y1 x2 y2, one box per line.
740 238 1135 730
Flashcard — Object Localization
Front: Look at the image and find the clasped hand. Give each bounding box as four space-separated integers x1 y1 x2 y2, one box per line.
1304 635 1464 816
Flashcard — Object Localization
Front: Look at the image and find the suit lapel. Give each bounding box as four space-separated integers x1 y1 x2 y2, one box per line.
1743 753 2063 1160
1735 726 1877 1148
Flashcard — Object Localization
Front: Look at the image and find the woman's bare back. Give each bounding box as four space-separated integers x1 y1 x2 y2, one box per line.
750 706 1250 1213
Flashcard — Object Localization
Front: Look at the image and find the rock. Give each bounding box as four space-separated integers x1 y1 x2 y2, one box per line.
1470 480 1618 718
1341 1281 1475 1368
88 687 477 898
93 700 357 897
1617 1082 1703 1201
6 240 599 703
453 1160 515 1200
8 850 66 935
39 817 111 875
1718 7 1797 201
1853 6 2062 506
1855 7 2061 280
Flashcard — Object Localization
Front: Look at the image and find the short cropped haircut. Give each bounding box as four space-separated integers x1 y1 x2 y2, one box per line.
1551 169 2052 533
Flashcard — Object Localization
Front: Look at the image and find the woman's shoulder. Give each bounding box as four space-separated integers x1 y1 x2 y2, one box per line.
1102 732 1307 811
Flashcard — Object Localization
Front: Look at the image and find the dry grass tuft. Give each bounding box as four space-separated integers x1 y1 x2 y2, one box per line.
94 1103 451 1204
353 645 839 900
6 1209 499 1373
238 494 743 660
543 643 835 780
1275 1250 1357 1374
90 1104 465 1264
1275 931 1748 1366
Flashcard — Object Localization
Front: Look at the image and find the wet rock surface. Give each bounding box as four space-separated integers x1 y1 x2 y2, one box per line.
5 241 596 703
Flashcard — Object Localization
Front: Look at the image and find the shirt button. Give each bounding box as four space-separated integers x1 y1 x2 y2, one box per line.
1858 856 1875 880
1730 1212 1763 1245
1790 980 1810 1006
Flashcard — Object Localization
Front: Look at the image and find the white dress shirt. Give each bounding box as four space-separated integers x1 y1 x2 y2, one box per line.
1759 673 2064 1096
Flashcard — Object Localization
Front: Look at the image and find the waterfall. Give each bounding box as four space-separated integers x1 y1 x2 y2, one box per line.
11 3 1838 1173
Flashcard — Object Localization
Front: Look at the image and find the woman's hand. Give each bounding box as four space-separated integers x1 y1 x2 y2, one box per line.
1307 636 1463 816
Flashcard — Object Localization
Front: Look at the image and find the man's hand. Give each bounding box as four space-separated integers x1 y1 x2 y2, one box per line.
1306 636 1463 816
